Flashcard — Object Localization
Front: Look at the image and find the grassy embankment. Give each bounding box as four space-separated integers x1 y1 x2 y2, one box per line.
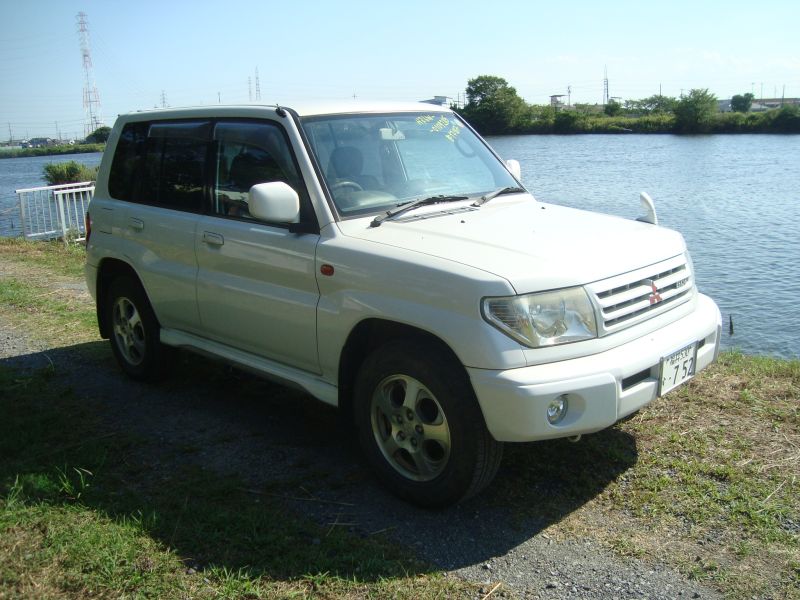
0 238 469 598
0 237 798 599
0 143 104 159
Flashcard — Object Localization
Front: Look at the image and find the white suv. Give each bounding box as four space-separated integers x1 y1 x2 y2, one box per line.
85 102 721 506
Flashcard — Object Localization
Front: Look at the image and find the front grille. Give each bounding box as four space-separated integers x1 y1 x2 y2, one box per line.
586 254 694 335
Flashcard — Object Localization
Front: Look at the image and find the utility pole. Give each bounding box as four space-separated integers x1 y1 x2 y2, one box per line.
217 92 221 104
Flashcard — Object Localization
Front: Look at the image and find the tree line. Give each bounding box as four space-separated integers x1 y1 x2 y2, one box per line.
456 76 800 135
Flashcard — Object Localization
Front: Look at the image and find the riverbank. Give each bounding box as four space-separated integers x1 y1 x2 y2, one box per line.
0 237 797 599
0 143 104 159
467 107 800 135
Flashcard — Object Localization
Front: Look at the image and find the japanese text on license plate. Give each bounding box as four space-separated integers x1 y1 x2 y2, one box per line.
659 342 698 395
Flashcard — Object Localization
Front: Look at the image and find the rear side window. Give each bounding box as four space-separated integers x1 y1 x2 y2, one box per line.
139 121 210 211
108 122 147 201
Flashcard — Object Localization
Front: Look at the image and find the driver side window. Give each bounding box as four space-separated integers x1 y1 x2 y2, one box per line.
213 121 308 222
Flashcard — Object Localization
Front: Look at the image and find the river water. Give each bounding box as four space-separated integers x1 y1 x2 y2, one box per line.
1 137 798 358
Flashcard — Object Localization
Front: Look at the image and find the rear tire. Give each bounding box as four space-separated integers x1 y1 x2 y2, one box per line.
353 340 502 507
106 276 170 381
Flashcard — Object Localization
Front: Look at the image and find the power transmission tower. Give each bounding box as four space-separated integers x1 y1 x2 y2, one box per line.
602 66 609 105
160 90 168 108
567 85 572 107
76 12 103 138
248 76 252 102
254 67 261 102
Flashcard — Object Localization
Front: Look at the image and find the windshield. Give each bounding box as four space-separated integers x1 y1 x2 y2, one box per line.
300 111 520 217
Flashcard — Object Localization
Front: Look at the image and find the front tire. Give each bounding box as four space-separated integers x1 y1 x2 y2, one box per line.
106 277 169 381
353 340 503 507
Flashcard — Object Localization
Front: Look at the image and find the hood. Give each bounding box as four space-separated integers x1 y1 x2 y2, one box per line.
337 196 687 293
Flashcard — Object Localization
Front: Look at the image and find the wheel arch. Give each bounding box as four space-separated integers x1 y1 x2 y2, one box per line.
337 318 468 422
95 258 149 339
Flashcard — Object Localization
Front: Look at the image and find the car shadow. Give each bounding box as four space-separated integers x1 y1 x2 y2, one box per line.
1 340 638 580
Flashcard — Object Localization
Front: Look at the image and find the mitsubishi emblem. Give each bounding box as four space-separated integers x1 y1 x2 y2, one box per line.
647 280 663 305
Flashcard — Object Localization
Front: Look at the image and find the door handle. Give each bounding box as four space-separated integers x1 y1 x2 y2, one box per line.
202 231 224 246
128 217 144 231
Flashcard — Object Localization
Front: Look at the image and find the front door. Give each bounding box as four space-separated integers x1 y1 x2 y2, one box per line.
195 119 321 374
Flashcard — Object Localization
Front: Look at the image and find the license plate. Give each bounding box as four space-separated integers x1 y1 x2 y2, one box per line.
659 342 698 396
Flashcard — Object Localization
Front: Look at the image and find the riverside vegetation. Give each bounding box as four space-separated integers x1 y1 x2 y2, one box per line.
0 127 109 159
42 160 99 186
0 238 798 599
0 143 104 160
457 75 800 135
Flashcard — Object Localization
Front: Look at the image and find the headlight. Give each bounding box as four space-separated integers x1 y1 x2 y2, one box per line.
482 286 597 347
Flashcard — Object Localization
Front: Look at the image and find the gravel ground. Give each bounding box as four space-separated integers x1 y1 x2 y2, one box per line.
0 267 721 599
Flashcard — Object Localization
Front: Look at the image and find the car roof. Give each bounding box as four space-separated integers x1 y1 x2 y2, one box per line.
117 101 452 122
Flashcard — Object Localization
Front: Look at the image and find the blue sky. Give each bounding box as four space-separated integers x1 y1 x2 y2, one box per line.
2 0 798 139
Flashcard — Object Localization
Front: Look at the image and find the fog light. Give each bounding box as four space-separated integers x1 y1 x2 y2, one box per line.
546 395 568 424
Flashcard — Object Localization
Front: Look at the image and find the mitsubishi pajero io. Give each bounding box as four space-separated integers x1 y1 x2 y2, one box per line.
85 102 721 506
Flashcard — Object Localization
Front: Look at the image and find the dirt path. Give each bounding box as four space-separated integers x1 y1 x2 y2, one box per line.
0 254 720 599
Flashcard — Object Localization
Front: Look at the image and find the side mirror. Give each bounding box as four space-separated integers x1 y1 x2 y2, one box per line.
248 182 300 223
505 159 521 180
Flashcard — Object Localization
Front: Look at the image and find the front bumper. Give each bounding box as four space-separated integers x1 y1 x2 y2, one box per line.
468 293 721 442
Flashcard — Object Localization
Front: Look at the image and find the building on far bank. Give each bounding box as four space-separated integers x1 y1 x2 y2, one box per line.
718 97 799 112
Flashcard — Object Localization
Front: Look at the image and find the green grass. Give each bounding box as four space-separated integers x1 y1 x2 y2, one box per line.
0 277 96 332
494 352 799 598
0 365 472 599
1 238 798 599
0 239 476 598
0 238 97 345
0 237 87 279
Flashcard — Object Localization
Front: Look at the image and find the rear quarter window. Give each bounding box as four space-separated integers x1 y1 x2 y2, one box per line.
108 122 147 201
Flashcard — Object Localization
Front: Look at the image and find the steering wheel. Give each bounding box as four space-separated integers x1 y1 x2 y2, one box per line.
330 180 364 193
455 135 477 158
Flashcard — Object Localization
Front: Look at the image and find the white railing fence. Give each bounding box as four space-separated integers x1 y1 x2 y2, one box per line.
15 182 95 244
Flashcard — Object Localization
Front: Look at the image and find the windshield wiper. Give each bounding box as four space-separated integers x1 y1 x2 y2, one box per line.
370 195 469 227
472 186 526 207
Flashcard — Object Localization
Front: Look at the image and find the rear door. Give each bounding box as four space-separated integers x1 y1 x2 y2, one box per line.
195 119 321 374
115 120 209 333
